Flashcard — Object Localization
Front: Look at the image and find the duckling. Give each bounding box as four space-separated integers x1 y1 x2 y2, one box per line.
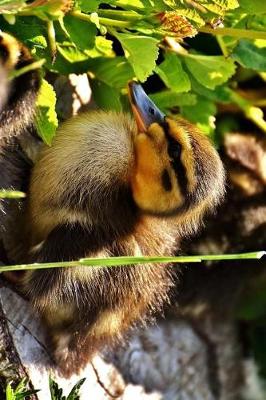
20 81 225 377
0 32 40 264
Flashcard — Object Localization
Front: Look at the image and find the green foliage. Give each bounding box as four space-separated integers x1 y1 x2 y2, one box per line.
232 39 266 71
155 53 191 93
114 32 159 82
184 55 236 90
5 377 85 400
5 378 39 400
35 79 58 145
49 377 86 400
0 0 265 140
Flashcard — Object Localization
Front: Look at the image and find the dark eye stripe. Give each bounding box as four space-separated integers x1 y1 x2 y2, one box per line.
0 43 9 64
159 120 188 197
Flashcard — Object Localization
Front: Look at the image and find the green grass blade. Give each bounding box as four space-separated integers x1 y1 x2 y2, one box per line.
0 190 26 199
0 252 264 273
197 251 266 261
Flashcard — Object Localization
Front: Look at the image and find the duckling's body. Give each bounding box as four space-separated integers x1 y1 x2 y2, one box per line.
23 104 224 376
0 32 225 377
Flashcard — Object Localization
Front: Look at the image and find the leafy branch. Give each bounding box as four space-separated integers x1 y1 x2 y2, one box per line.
1 0 265 139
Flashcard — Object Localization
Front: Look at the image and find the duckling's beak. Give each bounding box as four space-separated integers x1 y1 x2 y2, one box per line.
128 81 165 132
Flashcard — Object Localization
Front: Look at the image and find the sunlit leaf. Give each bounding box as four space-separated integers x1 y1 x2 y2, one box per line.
150 91 197 112
74 0 100 12
155 53 191 93
185 54 236 89
63 14 96 50
35 79 58 145
239 0 266 14
115 32 159 82
232 40 266 72
88 56 134 88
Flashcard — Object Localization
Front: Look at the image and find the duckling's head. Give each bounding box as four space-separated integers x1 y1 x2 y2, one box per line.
29 82 225 240
128 82 225 227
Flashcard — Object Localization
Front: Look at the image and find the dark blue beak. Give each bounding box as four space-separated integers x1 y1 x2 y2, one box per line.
128 81 165 131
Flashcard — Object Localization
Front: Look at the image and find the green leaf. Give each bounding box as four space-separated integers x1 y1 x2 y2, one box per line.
57 43 88 62
67 378 86 400
0 16 47 48
202 0 239 14
239 0 266 14
0 0 25 14
75 0 100 12
115 32 159 82
47 55 91 74
181 97 217 134
49 377 64 400
150 91 197 112
110 0 152 10
35 79 58 145
49 375 84 400
63 14 96 50
86 36 114 58
185 54 236 89
5 383 15 400
16 390 40 400
25 0 69 20
5 379 39 400
232 40 266 72
91 80 122 111
190 76 233 103
87 57 134 89
155 53 191 93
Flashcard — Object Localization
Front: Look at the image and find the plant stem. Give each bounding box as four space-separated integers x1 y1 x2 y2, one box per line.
216 36 229 57
231 92 266 134
165 37 189 55
245 106 266 133
199 26 266 40
47 20 57 62
97 9 141 21
8 59 45 80
71 11 132 28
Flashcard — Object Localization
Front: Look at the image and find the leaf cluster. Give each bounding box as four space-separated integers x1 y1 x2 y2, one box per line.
5 378 39 400
5 377 85 400
49 377 86 400
0 0 265 143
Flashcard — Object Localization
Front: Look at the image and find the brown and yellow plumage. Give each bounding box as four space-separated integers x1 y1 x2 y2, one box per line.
0 33 225 377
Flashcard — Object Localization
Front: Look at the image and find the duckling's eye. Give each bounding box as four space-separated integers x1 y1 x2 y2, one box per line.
167 138 182 161
149 107 155 115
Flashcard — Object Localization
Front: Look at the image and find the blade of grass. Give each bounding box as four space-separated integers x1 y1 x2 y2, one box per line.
0 252 264 273
8 59 45 81
0 190 26 199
